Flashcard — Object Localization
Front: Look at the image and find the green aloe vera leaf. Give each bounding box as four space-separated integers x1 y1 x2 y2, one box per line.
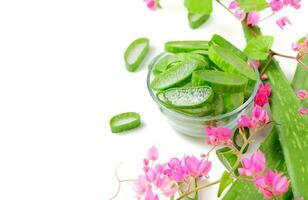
222 92 244 113
212 94 224 115
109 112 141 133
165 40 209 53
209 34 247 61
150 59 204 91
208 45 256 86
192 70 248 93
124 38 150 72
188 13 210 29
161 86 214 108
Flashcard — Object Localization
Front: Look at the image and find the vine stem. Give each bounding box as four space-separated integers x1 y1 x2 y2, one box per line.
215 0 238 20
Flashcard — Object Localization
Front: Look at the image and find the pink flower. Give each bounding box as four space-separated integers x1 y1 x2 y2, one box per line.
292 37 308 53
297 89 307 99
205 126 232 145
147 146 159 161
238 150 266 177
235 9 245 21
284 0 301 9
254 92 269 107
184 156 211 178
258 83 271 97
238 114 253 128
252 106 270 126
261 73 268 80
292 42 301 51
276 16 291 29
269 0 284 12
298 107 308 116
144 0 159 10
253 170 289 199
229 0 238 9
247 12 260 26
248 60 260 68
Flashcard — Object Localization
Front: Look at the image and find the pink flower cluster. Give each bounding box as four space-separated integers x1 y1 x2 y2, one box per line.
205 127 233 145
135 146 178 200
238 151 289 199
254 83 271 107
296 89 308 116
165 155 211 182
228 1 261 26
135 146 212 200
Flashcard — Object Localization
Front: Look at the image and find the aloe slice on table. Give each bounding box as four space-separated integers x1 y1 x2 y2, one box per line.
150 59 203 91
209 34 247 61
188 13 210 29
124 38 150 72
208 45 256 85
222 93 244 113
161 86 213 108
109 112 141 133
192 70 248 93
165 40 209 53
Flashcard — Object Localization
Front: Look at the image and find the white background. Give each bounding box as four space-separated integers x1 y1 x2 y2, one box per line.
0 0 307 199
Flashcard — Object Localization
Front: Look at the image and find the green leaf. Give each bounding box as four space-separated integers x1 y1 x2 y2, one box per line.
244 36 274 60
188 13 210 29
184 0 213 14
237 0 268 11
217 171 234 197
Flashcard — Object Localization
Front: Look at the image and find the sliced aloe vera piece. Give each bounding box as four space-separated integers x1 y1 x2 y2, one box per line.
152 54 182 75
209 34 247 61
212 94 224 115
223 92 244 112
162 86 213 108
176 103 213 116
165 40 209 53
192 70 248 93
192 50 209 56
124 38 150 72
109 112 141 133
188 13 210 29
208 45 256 84
150 60 203 91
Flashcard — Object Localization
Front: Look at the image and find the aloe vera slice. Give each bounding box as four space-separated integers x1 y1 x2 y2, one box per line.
150 60 203 91
165 40 209 53
162 86 213 108
109 112 141 133
188 13 210 29
209 34 247 61
192 70 248 93
176 103 213 117
124 38 150 72
208 45 256 84
152 54 182 75
212 94 224 115
223 93 244 112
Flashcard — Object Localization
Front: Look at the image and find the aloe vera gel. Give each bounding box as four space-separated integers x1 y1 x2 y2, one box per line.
149 36 257 118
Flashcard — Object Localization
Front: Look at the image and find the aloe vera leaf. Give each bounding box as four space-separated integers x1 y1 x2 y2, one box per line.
209 34 247 61
292 54 308 108
152 54 182 75
192 70 248 93
165 40 209 53
109 112 141 133
124 38 150 72
162 86 213 108
150 60 203 91
188 13 210 29
212 94 224 115
208 45 256 85
222 93 244 113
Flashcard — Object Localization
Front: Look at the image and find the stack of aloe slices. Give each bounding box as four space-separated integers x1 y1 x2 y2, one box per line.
149 36 257 117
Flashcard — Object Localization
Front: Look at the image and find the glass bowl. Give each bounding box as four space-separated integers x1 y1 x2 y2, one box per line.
146 52 260 138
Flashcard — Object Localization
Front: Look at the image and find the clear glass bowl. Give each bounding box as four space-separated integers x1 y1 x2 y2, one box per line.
146 52 260 137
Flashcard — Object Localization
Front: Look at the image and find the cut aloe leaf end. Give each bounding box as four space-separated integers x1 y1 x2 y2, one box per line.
208 45 256 84
192 70 248 93
162 86 214 108
165 40 209 53
110 112 141 133
188 13 210 29
124 38 150 72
